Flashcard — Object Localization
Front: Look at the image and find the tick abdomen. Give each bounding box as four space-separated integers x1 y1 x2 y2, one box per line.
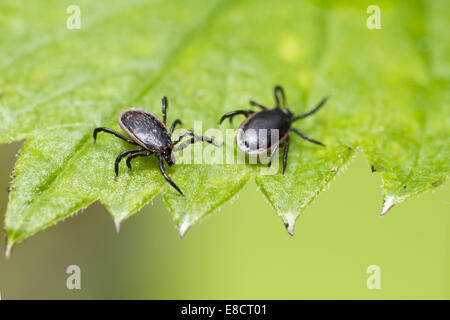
237 109 291 155
118 108 171 150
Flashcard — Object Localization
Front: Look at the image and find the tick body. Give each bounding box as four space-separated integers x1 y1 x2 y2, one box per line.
93 97 221 195
118 109 172 151
220 85 327 173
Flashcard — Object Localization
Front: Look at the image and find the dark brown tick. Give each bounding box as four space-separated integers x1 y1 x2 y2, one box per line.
220 85 327 173
93 97 221 195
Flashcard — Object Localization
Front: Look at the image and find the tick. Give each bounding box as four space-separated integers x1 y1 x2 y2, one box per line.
93 97 221 195
219 85 327 173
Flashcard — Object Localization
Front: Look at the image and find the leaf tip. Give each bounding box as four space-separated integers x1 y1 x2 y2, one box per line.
284 222 295 236
4 241 14 260
114 220 121 233
178 221 192 238
380 195 396 216
281 211 298 236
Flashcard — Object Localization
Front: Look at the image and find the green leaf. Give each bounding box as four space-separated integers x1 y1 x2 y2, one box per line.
257 0 450 232
1 0 448 255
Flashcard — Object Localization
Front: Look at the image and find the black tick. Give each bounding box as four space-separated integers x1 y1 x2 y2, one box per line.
94 97 221 195
219 85 327 173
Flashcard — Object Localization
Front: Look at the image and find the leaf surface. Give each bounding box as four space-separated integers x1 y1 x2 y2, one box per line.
0 0 448 253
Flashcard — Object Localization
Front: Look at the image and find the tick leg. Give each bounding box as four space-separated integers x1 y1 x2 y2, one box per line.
169 119 182 137
114 149 142 177
291 127 325 146
267 144 280 169
126 151 153 171
292 96 328 121
282 135 290 173
173 135 221 151
172 130 221 149
274 85 286 109
158 155 183 195
249 100 267 110
172 130 195 144
93 127 139 145
162 96 168 125
219 110 254 125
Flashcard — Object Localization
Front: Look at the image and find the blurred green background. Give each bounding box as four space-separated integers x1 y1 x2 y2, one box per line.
0 141 448 299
